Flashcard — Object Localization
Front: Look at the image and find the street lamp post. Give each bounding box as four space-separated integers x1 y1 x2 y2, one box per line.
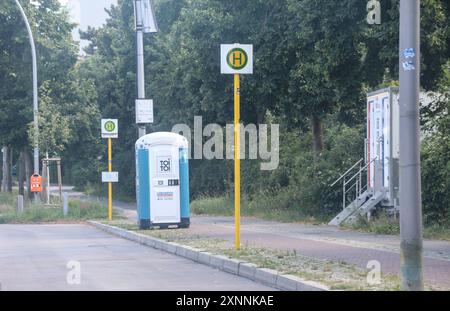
135 0 146 138
14 0 39 176
134 0 158 138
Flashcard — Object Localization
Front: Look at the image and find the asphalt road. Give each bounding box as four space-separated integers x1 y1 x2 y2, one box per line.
51 187 450 288
0 224 272 291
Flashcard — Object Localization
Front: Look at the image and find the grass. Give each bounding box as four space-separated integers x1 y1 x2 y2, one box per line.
347 213 450 241
191 195 324 224
194 196 450 240
105 220 420 291
423 224 450 241
81 182 136 203
0 191 120 224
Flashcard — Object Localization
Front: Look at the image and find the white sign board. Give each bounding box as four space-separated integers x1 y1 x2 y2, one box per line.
141 0 158 33
221 44 253 75
102 172 119 183
101 119 118 139
136 99 154 124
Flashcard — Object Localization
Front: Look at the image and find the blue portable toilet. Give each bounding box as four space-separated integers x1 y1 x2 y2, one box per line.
135 132 190 229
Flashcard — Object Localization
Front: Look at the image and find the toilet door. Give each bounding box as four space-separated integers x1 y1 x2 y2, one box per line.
149 145 181 224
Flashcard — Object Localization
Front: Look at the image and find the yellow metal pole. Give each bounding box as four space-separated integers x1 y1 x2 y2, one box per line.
234 74 241 250
108 138 113 221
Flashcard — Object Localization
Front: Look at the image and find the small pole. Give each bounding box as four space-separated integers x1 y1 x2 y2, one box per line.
399 0 423 291
108 138 113 221
42 159 48 204
57 159 62 202
234 73 241 250
17 195 24 214
46 153 50 203
63 192 69 216
343 177 346 210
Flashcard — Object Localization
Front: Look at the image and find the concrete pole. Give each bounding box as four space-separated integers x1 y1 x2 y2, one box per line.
135 0 146 138
399 0 424 291
14 0 39 175
63 192 69 216
17 195 24 214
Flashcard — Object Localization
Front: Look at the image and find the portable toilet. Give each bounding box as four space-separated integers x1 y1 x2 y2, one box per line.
135 132 190 229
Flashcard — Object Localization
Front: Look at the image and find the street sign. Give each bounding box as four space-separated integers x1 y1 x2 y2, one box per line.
141 0 158 33
101 119 118 139
30 174 42 193
136 99 154 124
102 172 119 183
221 44 253 75
220 43 254 250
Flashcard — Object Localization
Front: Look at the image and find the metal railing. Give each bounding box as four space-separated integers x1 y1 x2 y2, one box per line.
330 157 377 210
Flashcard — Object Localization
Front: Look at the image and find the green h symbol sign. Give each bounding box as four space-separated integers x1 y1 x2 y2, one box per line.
233 52 242 66
227 48 248 70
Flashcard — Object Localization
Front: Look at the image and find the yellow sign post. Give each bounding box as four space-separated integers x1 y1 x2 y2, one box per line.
108 137 113 221
234 73 241 250
221 44 253 250
101 119 119 221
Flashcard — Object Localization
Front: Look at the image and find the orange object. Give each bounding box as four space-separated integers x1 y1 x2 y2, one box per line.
30 174 42 193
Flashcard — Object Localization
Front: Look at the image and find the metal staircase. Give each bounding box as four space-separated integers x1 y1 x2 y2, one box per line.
328 157 386 226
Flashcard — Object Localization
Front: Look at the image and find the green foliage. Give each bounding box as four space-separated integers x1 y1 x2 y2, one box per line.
29 81 71 155
1 0 449 226
192 118 364 221
191 196 234 217
243 119 364 218
421 64 450 225
0 0 78 149
350 213 401 236
0 192 115 224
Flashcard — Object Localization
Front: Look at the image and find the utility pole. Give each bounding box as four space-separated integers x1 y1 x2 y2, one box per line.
399 0 423 291
134 0 158 138
135 0 146 138
14 0 39 176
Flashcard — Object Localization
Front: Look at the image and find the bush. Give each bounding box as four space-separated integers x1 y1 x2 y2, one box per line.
190 116 365 221
240 119 364 219
422 130 450 225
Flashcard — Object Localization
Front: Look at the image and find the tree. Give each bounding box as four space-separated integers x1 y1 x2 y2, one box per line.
286 0 366 154
363 0 450 91
0 0 85 196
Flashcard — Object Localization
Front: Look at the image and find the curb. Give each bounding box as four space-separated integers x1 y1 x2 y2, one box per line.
88 221 329 291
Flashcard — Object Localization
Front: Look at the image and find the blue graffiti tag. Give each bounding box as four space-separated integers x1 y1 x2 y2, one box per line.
402 61 416 71
403 48 416 59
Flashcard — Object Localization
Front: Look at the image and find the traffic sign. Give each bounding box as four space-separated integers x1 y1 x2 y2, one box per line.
220 43 254 250
221 44 253 75
101 119 118 139
30 174 42 193
136 0 158 33
136 99 154 124
102 172 119 183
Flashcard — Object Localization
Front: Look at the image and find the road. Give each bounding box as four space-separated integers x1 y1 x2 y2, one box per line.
52 186 450 289
0 224 272 291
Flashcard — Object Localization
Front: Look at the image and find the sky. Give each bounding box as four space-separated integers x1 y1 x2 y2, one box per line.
58 0 118 54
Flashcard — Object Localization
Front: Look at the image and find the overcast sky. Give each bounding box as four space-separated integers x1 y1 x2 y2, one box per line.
59 0 117 54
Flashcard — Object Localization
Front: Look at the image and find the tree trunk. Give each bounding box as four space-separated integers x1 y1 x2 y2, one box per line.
0 148 3 193
311 115 324 154
8 147 12 192
18 151 26 196
24 151 33 200
1 146 6 192
2 146 12 193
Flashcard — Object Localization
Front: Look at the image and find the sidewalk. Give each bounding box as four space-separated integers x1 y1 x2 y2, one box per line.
55 186 450 289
